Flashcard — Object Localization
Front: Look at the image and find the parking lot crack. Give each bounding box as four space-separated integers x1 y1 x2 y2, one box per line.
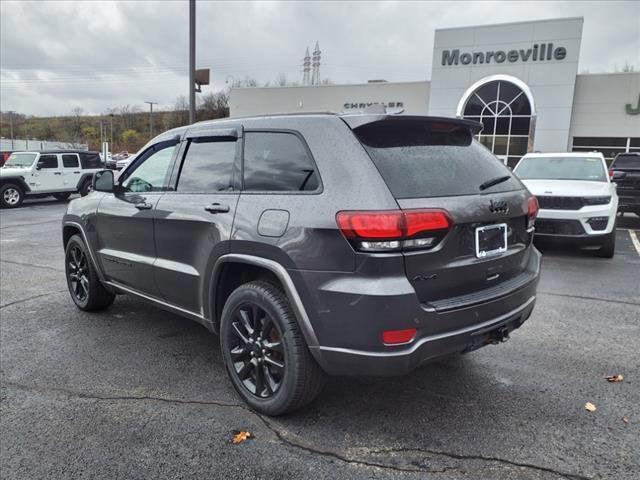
0 290 67 309
2 381 453 475
367 447 592 480
3 380 594 478
0 258 64 273
538 290 640 307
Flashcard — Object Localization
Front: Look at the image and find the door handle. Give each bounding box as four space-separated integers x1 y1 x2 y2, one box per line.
134 202 153 210
204 203 230 213
73 171 80 174
54 172 62 175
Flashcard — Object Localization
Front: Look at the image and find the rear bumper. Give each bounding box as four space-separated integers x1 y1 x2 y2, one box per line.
299 248 541 376
312 295 535 376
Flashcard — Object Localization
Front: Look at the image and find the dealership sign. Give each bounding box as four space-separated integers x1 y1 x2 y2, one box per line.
343 101 404 109
442 43 567 66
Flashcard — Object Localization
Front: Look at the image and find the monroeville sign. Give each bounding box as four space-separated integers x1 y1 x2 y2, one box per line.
442 43 567 66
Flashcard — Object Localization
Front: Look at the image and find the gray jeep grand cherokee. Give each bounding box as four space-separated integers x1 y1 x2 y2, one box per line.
62 113 541 415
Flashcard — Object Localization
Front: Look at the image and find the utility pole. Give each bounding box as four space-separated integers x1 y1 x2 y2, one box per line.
7 111 15 149
144 101 157 138
189 0 196 124
109 113 114 149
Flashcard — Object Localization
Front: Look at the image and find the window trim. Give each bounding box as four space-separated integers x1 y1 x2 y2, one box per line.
117 139 180 194
240 129 323 195
171 135 242 194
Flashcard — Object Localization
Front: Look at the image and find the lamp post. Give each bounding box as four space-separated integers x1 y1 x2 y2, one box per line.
189 0 196 124
144 101 157 139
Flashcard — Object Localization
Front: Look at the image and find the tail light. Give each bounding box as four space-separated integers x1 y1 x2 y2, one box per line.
608 169 614 179
336 209 452 252
526 196 539 229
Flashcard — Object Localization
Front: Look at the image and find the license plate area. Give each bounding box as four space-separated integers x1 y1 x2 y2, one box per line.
475 223 507 258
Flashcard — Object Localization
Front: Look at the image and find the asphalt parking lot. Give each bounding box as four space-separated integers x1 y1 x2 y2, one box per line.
1 197 639 480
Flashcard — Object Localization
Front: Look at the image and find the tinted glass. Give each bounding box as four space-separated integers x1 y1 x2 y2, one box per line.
38 155 58 169
612 154 640 169
515 156 606 182
122 145 176 192
80 153 102 169
62 154 79 168
178 139 237 192
355 121 520 199
243 132 319 192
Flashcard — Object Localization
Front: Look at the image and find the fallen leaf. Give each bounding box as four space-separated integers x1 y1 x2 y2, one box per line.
232 431 252 444
605 374 624 383
585 402 597 412
622 417 629 424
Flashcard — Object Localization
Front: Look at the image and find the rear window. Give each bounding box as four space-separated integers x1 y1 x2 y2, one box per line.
612 154 640 170
80 153 102 169
515 156 606 182
243 132 320 192
354 121 519 199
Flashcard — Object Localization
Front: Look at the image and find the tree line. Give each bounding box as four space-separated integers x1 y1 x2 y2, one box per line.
0 90 229 153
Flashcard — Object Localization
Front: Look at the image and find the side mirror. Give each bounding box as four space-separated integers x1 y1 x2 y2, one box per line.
35 161 43 170
612 171 626 180
93 169 114 193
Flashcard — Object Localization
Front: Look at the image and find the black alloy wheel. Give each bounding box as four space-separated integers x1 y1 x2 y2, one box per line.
220 281 326 415
64 234 114 311
227 303 285 398
67 243 89 302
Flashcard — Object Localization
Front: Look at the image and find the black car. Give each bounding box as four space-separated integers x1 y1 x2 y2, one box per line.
610 152 640 217
62 113 541 415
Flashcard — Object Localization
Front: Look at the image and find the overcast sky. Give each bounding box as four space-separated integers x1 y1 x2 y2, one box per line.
1 0 639 116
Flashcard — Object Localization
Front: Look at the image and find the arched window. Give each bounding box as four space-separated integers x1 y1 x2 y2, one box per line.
460 78 533 167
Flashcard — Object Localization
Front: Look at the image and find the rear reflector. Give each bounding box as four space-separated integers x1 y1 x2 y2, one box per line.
382 328 417 345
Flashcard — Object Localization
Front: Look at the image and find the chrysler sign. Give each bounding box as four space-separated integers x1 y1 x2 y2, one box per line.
442 43 567 66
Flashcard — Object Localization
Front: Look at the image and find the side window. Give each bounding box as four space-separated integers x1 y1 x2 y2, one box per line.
243 132 319 192
38 155 58 169
121 144 176 193
80 153 102 169
62 154 80 168
177 139 237 192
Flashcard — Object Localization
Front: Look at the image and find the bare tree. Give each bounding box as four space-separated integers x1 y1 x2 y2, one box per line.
63 107 85 147
198 91 229 120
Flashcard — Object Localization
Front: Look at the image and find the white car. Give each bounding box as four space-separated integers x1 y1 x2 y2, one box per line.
513 152 619 258
0 150 103 208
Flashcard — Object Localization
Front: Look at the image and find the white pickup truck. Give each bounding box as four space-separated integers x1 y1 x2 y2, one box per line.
0 150 104 208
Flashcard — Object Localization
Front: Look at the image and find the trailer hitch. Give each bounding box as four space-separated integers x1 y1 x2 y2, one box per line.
488 326 510 344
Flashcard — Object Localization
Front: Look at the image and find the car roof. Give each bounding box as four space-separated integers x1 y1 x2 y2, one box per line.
191 112 482 133
9 150 99 155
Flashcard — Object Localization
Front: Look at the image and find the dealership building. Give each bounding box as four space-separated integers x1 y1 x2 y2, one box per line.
230 17 640 167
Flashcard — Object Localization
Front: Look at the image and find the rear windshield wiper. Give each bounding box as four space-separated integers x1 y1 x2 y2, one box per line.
479 175 511 191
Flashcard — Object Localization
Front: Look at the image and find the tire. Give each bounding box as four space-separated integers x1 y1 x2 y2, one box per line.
65 234 115 311
220 280 326 416
79 179 93 197
53 192 71 202
1 183 24 208
595 229 616 258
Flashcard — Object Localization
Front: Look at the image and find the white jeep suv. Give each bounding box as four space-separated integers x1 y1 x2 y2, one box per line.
0 151 104 208
513 152 619 258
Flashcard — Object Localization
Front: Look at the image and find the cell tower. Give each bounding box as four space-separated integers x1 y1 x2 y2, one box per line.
311 41 321 85
302 47 311 86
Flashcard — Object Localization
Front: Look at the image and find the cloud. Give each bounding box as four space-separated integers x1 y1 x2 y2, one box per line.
1 0 638 115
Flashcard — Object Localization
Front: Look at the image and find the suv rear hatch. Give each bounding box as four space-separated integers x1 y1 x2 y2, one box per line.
345 115 536 310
